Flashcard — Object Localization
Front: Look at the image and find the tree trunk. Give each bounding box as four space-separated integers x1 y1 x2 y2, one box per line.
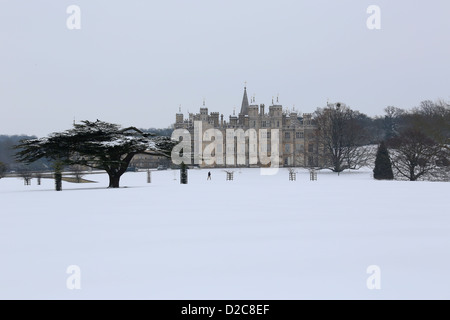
108 173 121 188
409 165 416 181
106 153 136 188
55 173 62 191
54 161 63 191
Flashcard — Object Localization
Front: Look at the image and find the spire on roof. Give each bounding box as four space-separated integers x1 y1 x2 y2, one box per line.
239 85 249 115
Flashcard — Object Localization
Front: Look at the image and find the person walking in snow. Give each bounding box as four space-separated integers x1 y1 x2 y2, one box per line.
207 171 211 180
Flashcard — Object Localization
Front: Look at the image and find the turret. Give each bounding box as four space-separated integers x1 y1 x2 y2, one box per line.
239 85 249 116
210 112 219 127
175 106 184 128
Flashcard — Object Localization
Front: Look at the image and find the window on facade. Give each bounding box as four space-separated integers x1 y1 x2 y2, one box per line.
277 121 280 127
267 131 271 138
285 144 291 153
284 158 288 165
308 143 314 153
295 144 303 151
296 131 304 139
260 143 271 153
285 132 290 139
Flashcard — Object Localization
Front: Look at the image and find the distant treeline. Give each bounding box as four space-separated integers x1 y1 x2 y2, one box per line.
141 127 174 137
0 135 52 171
328 99 449 146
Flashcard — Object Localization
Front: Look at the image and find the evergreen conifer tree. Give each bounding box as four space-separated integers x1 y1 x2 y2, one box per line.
373 141 394 180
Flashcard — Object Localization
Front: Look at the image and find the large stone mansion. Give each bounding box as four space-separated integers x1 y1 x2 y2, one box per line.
174 86 320 168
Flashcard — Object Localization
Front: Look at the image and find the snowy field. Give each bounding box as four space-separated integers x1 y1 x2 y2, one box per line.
0 167 449 299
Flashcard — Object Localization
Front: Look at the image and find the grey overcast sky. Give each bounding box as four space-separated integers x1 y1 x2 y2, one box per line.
0 0 449 136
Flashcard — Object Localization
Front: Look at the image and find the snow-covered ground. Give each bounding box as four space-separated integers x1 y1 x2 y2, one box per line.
0 168 449 299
